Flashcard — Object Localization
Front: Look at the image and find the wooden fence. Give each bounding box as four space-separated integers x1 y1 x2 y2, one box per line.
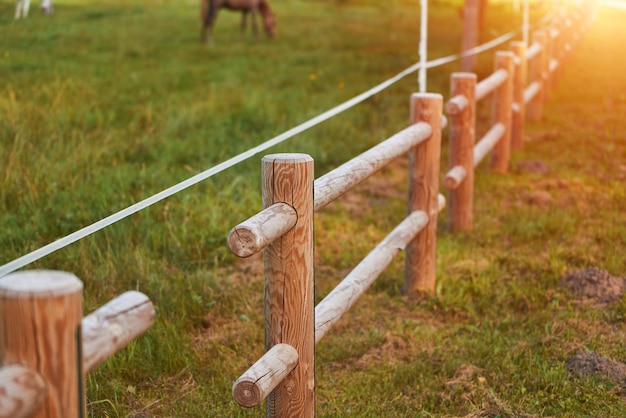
0 271 155 418
0 3 592 417
226 4 591 417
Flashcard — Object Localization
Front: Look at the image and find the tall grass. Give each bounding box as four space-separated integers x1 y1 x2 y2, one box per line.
3 0 624 416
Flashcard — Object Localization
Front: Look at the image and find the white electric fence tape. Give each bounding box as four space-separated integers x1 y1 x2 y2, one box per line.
1 19 555 278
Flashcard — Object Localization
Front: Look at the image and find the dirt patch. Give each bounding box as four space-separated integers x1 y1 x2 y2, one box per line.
517 160 551 174
566 351 626 390
560 267 626 303
522 190 553 206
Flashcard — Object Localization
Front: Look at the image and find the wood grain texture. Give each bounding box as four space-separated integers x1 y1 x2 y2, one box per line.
510 41 527 152
313 122 432 212
228 203 298 258
405 93 443 296
0 364 48 418
446 73 476 233
262 154 315 417
82 291 155 373
232 344 298 408
0 270 84 418
490 51 514 173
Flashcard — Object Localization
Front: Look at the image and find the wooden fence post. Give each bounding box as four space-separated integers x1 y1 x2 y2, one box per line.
491 51 514 173
528 30 547 121
510 41 527 151
446 73 476 232
405 93 443 295
262 154 315 417
0 270 85 418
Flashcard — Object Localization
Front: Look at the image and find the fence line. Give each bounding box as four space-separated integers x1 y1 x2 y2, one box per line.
225 3 591 416
0 11 556 279
0 3 590 417
0 271 155 418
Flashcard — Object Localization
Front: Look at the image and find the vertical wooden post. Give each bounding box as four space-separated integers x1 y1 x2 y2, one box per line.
510 41 527 151
491 51 514 173
405 93 443 296
447 73 476 232
0 270 85 418
262 154 314 417
528 30 547 121
461 0 479 71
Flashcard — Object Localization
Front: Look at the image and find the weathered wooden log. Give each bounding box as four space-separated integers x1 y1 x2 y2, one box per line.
232 344 298 408
82 291 155 373
445 94 469 116
405 93 443 296
228 203 298 258
490 51 514 173
443 165 468 190
262 154 315 417
316 210 425 343
473 123 505 168
446 72 476 232
526 42 541 60
528 31 547 121
523 81 541 105
475 68 508 102
313 122 432 212
510 41 527 152
0 364 48 418
0 270 85 418
549 58 559 75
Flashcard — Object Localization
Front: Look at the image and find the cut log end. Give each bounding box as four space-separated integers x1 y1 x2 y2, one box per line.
0 270 83 298
232 380 262 408
228 227 259 258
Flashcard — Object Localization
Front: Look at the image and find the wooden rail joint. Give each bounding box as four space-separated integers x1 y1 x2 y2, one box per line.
232 344 299 408
228 202 298 258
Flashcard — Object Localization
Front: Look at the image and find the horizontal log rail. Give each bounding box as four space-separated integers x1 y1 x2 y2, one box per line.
315 195 445 344
526 41 541 60
0 271 155 418
228 203 298 258
523 81 541 105
313 121 433 211
0 364 47 418
473 123 506 168
475 68 509 102
232 344 299 408
445 94 469 116
228 121 437 258
443 165 468 190
549 58 559 74
82 291 156 373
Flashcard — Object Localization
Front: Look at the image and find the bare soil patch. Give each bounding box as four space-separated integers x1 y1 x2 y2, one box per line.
559 267 626 304
566 351 626 391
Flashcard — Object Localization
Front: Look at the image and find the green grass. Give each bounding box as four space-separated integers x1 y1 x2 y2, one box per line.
2 0 625 416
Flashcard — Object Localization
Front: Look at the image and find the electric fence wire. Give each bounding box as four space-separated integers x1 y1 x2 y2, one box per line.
0 12 557 278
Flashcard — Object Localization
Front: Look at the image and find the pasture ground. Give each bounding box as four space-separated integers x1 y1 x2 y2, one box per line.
1 0 625 416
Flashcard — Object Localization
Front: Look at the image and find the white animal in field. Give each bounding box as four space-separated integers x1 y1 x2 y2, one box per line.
15 0 52 19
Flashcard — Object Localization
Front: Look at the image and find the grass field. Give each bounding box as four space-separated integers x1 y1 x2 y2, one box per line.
1 0 626 416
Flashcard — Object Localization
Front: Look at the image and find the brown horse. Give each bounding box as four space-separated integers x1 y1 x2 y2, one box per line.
200 0 276 44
